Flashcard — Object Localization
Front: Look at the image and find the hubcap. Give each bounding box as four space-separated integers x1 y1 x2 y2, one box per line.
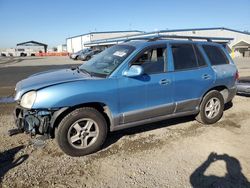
67 118 99 149
205 97 221 119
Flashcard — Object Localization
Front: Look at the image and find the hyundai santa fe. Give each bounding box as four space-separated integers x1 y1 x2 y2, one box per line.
12 36 238 156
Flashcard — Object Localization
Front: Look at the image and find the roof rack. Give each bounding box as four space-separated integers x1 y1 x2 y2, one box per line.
124 37 158 42
124 34 234 43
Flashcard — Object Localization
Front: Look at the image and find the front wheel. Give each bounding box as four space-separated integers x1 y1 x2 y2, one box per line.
85 56 91 61
196 90 224 124
56 107 107 156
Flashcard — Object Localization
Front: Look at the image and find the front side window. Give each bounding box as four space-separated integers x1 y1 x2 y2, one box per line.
132 47 167 74
202 45 229 65
171 44 198 71
80 45 135 77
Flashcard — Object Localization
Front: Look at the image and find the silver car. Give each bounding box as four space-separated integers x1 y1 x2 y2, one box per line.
69 48 91 60
237 79 250 95
78 49 102 61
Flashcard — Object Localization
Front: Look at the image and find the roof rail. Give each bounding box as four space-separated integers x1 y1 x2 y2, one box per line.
124 34 234 42
124 37 157 42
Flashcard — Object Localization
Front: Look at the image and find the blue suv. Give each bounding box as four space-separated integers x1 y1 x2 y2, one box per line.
12 36 238 156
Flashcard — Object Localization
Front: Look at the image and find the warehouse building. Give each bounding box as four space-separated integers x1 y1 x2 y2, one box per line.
66 30 143 53
82 27 250 58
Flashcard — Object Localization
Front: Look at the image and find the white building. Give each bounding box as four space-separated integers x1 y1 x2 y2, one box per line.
66 30 143 53
84 27 250 57
159 27 250 57
57 44 67 52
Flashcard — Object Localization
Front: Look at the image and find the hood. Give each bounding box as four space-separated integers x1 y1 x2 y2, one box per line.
15 68 89 100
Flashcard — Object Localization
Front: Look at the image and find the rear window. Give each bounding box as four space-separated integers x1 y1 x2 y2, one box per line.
202 45 229 65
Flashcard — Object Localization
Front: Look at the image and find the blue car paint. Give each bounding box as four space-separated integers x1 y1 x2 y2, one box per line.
15 40 237 132
15 69 88 100
167 43 215 112
198 43 237 96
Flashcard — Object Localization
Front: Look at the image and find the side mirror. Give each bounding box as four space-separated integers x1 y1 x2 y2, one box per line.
123 65 144 77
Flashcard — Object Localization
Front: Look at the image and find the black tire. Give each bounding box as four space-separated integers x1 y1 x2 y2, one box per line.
56 107 107 156
85 56 91 61
196 90 224 124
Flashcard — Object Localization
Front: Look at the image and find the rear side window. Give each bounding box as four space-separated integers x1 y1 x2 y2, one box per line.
202 45 229 65
194 45 207 67
171 44 197 70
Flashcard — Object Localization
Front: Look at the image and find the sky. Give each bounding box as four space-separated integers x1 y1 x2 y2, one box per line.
0 0 250 48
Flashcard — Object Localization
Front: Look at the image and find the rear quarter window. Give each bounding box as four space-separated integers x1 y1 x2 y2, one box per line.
202 45 229 65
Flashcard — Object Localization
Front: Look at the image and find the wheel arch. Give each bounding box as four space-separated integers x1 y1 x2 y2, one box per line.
50 102 113 138
201 85 229 105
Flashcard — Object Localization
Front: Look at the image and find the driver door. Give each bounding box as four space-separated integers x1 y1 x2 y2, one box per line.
118 45 174 124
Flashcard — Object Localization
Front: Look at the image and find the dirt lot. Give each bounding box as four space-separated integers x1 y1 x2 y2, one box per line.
0 57 250 187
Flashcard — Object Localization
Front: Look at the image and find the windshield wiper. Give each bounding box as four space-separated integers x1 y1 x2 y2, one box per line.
70 66 78 70
71 66 92 77
79 68 92 77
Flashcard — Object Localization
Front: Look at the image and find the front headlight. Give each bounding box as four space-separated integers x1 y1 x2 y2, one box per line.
20 91 37 109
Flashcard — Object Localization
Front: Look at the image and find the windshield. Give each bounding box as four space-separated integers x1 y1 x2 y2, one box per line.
79 45 135 77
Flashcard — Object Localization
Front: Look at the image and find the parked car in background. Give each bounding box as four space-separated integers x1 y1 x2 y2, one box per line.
78 49 102 61
237 79 250 95
1 48 36 57
12 35 238 156
69 48 91 60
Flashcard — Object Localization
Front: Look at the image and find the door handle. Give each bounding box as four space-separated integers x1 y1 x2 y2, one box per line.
202 74 211 80
159 79 171 85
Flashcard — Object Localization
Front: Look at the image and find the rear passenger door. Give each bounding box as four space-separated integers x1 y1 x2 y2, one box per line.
170 43 214 113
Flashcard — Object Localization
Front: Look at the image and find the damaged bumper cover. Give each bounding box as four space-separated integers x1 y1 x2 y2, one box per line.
11 106 68 137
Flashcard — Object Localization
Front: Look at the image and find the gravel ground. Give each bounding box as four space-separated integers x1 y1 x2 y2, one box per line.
0 57 250 187
0 96 250 188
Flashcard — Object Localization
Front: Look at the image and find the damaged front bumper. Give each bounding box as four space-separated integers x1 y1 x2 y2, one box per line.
10 106 68 137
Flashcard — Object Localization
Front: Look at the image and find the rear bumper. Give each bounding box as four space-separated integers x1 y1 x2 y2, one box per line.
227 86 237 103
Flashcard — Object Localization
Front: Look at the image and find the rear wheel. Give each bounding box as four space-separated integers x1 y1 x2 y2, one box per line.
56 107 107 156
196 90 224 124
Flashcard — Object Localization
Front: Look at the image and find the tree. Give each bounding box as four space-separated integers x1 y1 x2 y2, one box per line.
52 47 58 52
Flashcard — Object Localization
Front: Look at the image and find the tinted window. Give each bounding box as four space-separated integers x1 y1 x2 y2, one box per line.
132 47 166 74
172 44 197 70
202 45 229 65
194 45 207 67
